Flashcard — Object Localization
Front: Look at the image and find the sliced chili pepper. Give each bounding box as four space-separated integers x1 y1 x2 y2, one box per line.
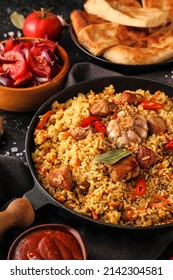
36 110 53 129
92 121 106 133
165 139 173 149
135 177 146 196
80 116 100 128
140 100 164 110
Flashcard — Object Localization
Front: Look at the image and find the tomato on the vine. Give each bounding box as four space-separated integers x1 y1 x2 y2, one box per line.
23 8 62 42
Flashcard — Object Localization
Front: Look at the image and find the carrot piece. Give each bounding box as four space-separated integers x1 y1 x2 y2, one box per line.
126 209 135 219
55 196 65 202
152 193 173 206
36 110 53 129
149 202 166 209
74 157 81 172
92 210 98 220
61 131 71 139
108 201 120 207
36 165 46 174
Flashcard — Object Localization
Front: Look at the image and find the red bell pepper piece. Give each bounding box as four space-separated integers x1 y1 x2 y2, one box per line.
80 116 100 128
135 177 147 196
165 139 173 149
92 121 106 133
36 110 53 129
140 100 164 110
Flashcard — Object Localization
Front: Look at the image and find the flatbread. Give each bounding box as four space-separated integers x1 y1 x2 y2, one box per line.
103 44 173 65
70 10 108 35
136 23 173 48
71 10 148 56
142 0 173 23
84 0 168 28
103 23 173 65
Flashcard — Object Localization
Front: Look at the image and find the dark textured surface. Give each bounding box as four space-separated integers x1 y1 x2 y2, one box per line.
0 0 85 163
0 1 173 260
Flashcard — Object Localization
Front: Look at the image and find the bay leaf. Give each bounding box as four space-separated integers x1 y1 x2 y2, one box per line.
10 11 25 30
92 149 133 164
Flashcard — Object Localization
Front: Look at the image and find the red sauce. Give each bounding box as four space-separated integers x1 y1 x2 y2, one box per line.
12 229 84 260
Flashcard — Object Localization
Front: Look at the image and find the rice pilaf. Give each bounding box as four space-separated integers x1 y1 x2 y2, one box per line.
32 85 173 227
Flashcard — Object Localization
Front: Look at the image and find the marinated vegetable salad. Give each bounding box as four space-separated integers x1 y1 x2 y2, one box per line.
0 37 63 88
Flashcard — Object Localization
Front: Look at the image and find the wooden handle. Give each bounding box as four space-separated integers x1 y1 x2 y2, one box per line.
0 198 35 234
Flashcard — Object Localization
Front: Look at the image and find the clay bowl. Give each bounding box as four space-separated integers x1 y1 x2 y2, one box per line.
7 223 87 260
0 37 70 112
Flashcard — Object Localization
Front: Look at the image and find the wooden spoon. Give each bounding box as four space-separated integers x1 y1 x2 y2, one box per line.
0 198 35 234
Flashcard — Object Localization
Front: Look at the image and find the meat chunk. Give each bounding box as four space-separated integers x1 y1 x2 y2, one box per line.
70 127 87 140
120 91 144 105
76 181 90 194
137 145 161 169
108 155 140 182
147 114 167 135
47 165 73 190
90 99 116 117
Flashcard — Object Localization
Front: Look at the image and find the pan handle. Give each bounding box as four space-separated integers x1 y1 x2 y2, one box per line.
23 183 55 210
0 184 54 235
0 198 35 235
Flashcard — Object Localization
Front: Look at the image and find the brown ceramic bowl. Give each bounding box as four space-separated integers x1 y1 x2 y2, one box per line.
0 37 70 112
7 224 87 260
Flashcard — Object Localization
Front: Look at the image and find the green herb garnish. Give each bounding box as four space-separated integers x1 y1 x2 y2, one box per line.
92 149 133 164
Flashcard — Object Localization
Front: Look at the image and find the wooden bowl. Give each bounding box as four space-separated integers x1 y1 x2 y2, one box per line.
0 37 70 112
7 223 87 260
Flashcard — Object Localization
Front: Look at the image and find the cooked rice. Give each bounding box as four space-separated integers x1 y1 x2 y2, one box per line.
32 85 173 227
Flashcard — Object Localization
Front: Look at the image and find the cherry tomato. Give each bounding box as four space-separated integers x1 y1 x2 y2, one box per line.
23 8 62 42
2 50 28 80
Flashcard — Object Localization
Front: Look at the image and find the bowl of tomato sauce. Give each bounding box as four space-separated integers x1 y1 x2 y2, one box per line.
0 37 70 112
7 224 87 260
